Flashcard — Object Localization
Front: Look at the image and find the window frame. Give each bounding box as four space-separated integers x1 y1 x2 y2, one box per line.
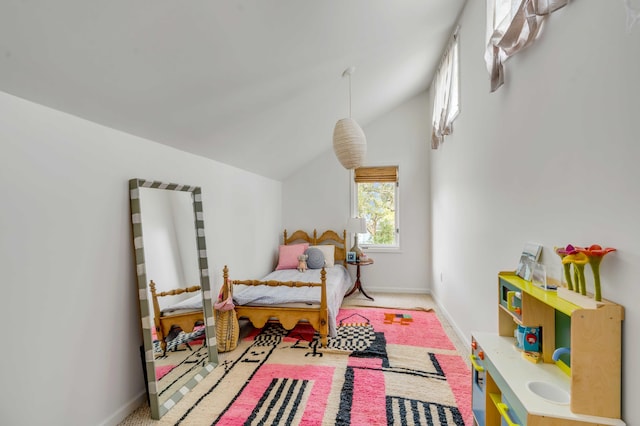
350 166 400 252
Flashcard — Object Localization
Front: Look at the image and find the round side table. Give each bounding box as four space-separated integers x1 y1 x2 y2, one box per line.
345 258 374 301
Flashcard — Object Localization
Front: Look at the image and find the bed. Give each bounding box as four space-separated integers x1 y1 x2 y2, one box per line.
223 229 353 347
149 280 204 352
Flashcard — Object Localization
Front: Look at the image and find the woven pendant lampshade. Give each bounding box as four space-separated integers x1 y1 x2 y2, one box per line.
333 118 366 169
333 67 367 170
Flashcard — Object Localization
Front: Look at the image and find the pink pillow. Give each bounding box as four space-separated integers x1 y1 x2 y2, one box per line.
276 243 309 270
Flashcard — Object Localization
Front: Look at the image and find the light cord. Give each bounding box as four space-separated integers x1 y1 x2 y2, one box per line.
348 72 352 118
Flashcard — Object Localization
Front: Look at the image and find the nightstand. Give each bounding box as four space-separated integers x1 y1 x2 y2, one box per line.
345 258 374 301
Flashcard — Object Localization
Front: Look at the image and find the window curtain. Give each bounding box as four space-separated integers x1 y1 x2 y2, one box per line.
431 29 460 150
485 0 568 92
625 0 640 32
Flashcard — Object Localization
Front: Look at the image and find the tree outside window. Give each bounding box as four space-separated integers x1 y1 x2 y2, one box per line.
353 166 399 249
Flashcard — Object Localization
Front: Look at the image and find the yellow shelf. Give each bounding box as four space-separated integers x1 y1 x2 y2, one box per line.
499 271 582 317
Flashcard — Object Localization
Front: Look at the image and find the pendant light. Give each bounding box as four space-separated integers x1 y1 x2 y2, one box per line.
333 67 367 169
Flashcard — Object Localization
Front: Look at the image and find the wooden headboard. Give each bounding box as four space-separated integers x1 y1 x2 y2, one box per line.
283 229 347 266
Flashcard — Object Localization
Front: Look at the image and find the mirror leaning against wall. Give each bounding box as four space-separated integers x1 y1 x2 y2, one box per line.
128 179 218 420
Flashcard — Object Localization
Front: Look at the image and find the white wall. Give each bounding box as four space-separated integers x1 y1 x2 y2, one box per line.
431 1 640 424
0 91 282 426
283 92 431 293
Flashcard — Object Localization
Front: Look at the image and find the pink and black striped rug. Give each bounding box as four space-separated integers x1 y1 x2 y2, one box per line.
161 307 472 425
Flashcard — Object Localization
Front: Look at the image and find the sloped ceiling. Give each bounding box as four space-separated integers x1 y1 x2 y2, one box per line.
0 1 466 180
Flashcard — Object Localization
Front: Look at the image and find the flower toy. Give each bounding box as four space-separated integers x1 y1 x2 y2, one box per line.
554 245 576 291
577 245 616 301
561 251 589 296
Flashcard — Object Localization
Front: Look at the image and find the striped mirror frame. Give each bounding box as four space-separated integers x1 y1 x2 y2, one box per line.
128 178 218 419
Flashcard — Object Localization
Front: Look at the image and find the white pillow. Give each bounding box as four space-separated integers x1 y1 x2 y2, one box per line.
310 245 335 267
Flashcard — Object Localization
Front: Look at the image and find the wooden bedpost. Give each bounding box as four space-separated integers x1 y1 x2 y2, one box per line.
149 281 162 331
149 280 165 349
342 229 347 266
319 267 328 347
223 265 228 283
283 230 288 244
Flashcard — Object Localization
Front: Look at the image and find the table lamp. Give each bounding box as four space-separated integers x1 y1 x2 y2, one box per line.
347 217 367 260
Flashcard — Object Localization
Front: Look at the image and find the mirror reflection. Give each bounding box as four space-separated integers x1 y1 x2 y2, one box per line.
129 179 218 420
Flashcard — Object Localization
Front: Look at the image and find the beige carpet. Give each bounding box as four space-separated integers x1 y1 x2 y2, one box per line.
119 292 468 425
342 292 436 310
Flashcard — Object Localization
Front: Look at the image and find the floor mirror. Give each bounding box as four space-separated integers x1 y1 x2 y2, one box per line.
129 178 218 419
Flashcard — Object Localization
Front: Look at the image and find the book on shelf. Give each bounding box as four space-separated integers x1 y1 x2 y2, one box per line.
515 242 542 281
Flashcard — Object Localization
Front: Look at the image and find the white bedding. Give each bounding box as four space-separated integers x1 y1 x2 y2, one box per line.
232 265 353 337
161 294 203 314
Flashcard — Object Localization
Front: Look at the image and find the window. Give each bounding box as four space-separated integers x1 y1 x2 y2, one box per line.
431 28 460 149
352 166 399 249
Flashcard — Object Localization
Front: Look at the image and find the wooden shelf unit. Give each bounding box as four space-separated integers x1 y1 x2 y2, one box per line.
497 271 624 419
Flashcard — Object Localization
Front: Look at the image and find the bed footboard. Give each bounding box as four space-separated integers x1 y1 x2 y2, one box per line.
150 281 203 352
223 265 329 347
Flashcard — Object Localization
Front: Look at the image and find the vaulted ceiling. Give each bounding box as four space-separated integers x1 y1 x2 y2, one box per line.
0 1 466 180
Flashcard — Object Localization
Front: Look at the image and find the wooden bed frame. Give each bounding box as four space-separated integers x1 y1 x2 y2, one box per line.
223 229 347 347
149 280 204 352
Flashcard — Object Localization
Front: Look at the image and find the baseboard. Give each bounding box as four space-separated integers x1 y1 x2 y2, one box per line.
365 287 431 294
99 390 147 426
431 297 471 360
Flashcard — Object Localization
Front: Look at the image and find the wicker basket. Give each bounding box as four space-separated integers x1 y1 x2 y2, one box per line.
214 279 239 353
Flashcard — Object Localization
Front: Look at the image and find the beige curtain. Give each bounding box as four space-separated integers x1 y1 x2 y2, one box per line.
625 0 640 32
485 0 568 92
431 29 460 149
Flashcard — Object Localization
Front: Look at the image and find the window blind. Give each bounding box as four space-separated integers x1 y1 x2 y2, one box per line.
354 166 398 183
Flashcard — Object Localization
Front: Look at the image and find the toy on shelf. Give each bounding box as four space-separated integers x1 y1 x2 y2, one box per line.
555 244 616 302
